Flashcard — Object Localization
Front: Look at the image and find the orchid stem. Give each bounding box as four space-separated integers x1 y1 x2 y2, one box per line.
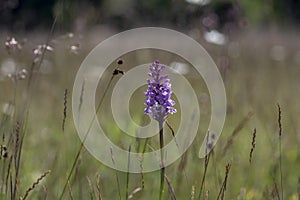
159 121 165 200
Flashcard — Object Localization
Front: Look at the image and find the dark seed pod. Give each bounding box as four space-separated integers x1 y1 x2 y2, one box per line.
113 68 125 75
0 144 8 159
117 59 123 65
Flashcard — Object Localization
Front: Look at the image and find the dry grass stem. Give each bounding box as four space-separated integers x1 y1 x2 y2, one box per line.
249 128 257 164
165 175 176 200
62 89 68 132
21 170 51 200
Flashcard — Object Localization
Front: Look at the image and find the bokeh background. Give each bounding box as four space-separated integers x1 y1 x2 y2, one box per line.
1 0 300 199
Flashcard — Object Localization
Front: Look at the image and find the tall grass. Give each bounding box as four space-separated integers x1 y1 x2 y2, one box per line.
0 28 299 199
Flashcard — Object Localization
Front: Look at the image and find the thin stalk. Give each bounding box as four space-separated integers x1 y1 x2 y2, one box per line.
159 121 165 200
58 75 115 200
216 163 231 200
277 104 283 200
12 113 29 200
96 174 102 200
140 138 149 189
279 136 283 200
27 16 57 90
165 175 176 200
126 145 131 199
198 131 211 200
198 152 211 200
110 147 122 200
166 120 189 188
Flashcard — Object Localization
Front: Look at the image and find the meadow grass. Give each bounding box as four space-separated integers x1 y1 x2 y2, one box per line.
0 29 299 199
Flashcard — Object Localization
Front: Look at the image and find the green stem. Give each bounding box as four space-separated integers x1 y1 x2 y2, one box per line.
159 121 165 200
126 145 131 200
58 76 115 200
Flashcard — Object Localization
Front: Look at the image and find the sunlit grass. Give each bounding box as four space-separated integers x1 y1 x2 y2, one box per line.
0 30 299 199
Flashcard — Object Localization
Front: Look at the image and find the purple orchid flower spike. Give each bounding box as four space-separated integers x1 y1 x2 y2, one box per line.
144 60 176 122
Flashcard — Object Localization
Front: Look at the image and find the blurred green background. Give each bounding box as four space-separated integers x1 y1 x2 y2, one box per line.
1 0 300 30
